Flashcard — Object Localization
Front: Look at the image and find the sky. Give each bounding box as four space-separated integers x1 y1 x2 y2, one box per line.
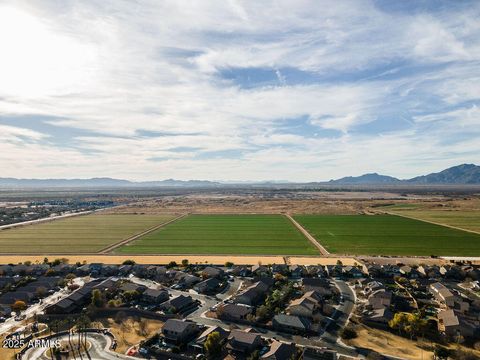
0 0 479 182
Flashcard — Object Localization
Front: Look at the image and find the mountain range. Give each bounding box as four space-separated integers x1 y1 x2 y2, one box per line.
327 164 480 185
0 164 479 188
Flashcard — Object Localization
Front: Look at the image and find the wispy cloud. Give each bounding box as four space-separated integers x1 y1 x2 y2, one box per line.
0 0 479 180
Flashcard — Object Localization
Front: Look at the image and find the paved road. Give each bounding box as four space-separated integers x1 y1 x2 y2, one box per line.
0 278 86 335
22 332 137 360
0 211 94 231
130 276 362 357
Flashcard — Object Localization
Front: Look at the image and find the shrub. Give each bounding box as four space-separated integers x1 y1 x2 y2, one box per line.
340 327 358 340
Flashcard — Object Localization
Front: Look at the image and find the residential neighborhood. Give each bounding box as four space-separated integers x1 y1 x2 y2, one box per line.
0 258 479 359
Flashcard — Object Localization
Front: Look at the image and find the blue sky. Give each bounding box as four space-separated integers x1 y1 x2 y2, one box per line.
0 0 479 181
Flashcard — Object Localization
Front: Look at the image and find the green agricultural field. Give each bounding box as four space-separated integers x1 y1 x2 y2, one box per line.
388 210 480 233
0 214 175 253
117 214 318 255
293 214 480 256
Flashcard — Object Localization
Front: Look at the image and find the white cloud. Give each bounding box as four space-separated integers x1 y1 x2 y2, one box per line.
0 0 479 180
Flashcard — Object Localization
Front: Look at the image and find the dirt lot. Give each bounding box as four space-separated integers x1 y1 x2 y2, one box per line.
346 324 480 360
104 191 446 215
0 255 361 266
93 317 163 354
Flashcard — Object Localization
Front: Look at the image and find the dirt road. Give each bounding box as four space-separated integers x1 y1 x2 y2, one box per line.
285 214 330 255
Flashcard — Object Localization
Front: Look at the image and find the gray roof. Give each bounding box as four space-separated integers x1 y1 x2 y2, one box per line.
228 329 260 345
273 314 311 330
163 319 196 333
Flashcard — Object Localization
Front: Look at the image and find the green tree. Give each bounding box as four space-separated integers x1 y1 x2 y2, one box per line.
225 262 234 268
388 312 409 336
181 259 189 267
404 312 428 339
122 290 140 302
122 259 136 265
91 289 106 308
204 331 222 359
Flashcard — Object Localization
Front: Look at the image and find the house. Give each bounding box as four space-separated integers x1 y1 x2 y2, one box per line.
162 319 199 344
363 307 393 325
196 326 230 344
218 304 253 321
367 289 392 310
302 278 333 296
430 282 455 307
227 329 262 354
120 282 147 294
142 289 169 304
251 265 269 276
363 281 384 296
272 314 311 334
93 277 119 293
193 278 221 294
235 281 270 306
75 264 91 276
0 304 12 317
438 309 479 339
289 265 306 279
271 264 289 275
118 265 132 276
231 266 252 277
303 347 338 360
0 291 35 305
287 294 320 318
261 341 296 360
176 273 201 288
201 266 224 279
45 298 77 314
160 294 194 313
342 266 364 278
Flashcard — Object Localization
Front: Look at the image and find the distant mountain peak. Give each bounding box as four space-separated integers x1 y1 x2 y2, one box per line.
327 164 480 185
328 173 400 185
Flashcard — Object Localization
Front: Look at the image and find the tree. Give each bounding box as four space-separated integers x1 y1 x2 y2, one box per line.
388 312 409 336
255 304 271 321
35 286 47 298
340 327 357 340
225 262 234 268
247 350 260 360
204 331 222 359
114 311 127 324
434 345 451 360
404 312 428 339
45 268 56 277
167 261 177 268
122 290 140 302
137 318 149 337
181 259 189 267
122 259 136 265
12 300 27 313
65 273 76 281
91 289 106 308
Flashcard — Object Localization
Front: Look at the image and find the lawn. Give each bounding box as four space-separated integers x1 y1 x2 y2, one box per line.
388 210 480 233
117 214 318 255
293 214 480 256
0 214 175 253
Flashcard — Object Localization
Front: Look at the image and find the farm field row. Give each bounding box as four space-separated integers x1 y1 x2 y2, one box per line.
0 212 478 256
0 214 175 253
293 214 480 256
116 214 319 255
387 210 480 233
